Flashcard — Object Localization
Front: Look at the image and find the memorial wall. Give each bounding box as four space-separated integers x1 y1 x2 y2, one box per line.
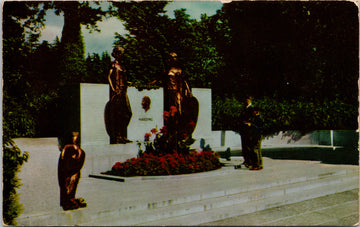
74 83 213 147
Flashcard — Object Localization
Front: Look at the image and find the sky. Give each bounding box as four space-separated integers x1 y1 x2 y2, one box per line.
40 1 223 55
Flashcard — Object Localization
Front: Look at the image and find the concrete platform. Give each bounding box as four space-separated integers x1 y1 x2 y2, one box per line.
13 138 359 226
200 189 359 226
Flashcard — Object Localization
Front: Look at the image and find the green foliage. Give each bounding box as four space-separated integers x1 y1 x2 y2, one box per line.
212 95 243 131
221 1 358 102
45 1 107 84
4 32 60 137
111 1 224 89
213 95 358 134
3 133 29 225
110 1 169 85
85 52 111 83
2 2 33 214
212 2 358 133
3 1 107 137
59 41 87 84
3 1 358 138
3 1 52 137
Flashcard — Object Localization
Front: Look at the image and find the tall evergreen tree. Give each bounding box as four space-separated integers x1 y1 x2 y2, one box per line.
85 52 111 83
45 1 107 84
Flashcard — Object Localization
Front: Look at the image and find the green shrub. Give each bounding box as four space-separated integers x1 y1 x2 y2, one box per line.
213 95 358 135
3 136 29 225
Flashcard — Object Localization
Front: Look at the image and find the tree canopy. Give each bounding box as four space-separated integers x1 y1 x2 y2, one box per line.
110 1 223 89
3 1 358 138
212 1 358 132
220 1 358 102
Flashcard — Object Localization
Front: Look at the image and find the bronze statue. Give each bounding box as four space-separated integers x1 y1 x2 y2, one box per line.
104 47 132 144
163 52 199 144
58 132 87 210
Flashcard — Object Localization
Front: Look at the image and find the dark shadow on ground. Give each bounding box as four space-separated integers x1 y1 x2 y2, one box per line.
217 147 359 165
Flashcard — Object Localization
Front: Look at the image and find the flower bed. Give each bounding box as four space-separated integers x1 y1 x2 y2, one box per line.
103 106 222 177
103 150 222 177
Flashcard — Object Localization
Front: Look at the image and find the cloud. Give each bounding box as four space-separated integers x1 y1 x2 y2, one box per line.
165 1 223 20
39 9 63 42
40 15 127 55
82 17 127 55
40 24 62 42
39 1 223 54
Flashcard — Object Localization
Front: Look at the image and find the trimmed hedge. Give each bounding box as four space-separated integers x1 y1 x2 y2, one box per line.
213 95 358 135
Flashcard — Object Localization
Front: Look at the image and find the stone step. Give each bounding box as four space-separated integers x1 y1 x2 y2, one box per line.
77 172 358 226
133 176 359 226
199 189 359 226
16 158 358 226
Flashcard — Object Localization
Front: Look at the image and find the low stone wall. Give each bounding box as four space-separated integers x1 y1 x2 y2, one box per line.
193 129 358 152
209 130 358 152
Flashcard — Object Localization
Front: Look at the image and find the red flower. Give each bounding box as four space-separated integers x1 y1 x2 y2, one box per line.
144 133 152 141
189 156 195 162
170 106 177 117
160 126 168 136
163 111 170 119
151 128 158 134
109 146 221 177
113 162 122 169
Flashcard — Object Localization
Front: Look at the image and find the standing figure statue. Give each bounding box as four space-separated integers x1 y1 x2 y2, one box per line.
58 132 87 210
162 52 199 151
235 96 264 170
247 107 264 170
104 46 132 144
238 96 254 168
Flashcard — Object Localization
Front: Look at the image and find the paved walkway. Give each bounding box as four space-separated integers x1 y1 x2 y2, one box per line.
13 138 359 226
201 189 359 226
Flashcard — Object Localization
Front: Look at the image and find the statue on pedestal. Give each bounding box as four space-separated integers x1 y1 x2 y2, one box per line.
104 47 132 144
162 52 199 153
